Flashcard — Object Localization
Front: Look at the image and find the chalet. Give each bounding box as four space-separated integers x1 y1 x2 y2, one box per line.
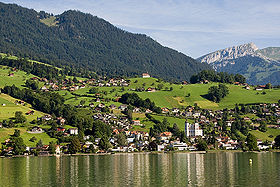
182 81 188 85
61 86 67 90
133 107 141 113
57 117 66 125
119 105 127 111
57 127 66 132
41 114 52 121
161 107 169 114
112 129 119 135
8 73 14 77
69 128 78 135
31 126 43 133
41 86 48 91
145 109 152 113
142 73 151 78
89 103 95 108
52 84 59 90
146 87 156 92
159 132 172 142
26 110 35 115
80 85 86 89
255 87 263 91
2 104 6 106
172 108 180 113
98 103 105 108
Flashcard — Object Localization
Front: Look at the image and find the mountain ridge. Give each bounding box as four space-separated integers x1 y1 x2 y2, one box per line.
0 2 210 81
197 43 280 85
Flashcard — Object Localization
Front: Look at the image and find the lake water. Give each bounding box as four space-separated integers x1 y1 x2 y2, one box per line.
1 152 280 187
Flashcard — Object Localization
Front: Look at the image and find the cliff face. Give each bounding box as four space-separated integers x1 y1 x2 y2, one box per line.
197 43 280 85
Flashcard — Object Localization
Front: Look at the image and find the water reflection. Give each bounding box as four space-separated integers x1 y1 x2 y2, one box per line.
1 152 280 186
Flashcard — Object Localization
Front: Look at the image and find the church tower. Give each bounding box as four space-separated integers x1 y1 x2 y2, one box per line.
185 119 190 137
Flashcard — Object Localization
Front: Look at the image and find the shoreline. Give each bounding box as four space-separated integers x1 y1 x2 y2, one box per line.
2 149 280 158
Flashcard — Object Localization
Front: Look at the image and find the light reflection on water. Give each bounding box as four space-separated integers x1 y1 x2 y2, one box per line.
0 152 280 187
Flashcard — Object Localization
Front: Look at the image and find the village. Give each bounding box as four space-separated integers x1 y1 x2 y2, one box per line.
1 98 279 155
1 72 280 156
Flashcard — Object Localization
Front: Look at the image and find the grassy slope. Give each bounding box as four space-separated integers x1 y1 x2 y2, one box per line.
0 66 36 88
250 129 280 142
0 94 45 121
0 53 61 70
68 77 280 110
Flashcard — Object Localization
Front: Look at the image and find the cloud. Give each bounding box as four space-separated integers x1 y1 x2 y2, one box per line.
1 0 280 57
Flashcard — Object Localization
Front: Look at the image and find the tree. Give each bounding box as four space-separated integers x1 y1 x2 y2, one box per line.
116 133 127 146
15 111 26 123
259 121 267 132
36 139 43 148
48 141 56 154
73 77 78 83
207 84 229 103
197 138 208 151
89 87 99 94
171 123 181 138
12 137 26 155
68 136 81 154
246 134 258 151
29 136 37 142
98 136 112 151
265 83 272 89
274 135 280 148
13 129 20 137
169 87 173 91
157 84 164 90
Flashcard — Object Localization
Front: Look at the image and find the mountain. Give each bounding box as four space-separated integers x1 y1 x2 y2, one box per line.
197 43 280 85
258 47 280 61
0 2 210 81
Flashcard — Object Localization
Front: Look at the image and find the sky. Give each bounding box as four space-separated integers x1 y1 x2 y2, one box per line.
1 0 280 58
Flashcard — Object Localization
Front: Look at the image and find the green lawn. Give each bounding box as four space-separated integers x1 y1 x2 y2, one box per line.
250 128 280 142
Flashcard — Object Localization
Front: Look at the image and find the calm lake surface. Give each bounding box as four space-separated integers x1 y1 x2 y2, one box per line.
1 152 280 187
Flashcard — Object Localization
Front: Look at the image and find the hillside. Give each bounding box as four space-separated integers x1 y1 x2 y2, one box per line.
0 2 210 81
197 43 280 85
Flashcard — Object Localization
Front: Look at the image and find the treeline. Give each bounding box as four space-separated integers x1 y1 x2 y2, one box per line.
190 70 246 84
119 93 161 113
0 56 60 80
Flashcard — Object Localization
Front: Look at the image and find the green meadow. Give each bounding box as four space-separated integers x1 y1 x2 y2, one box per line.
0 94 45 121
0 66 36 88
250 129 280 142
68 77 280 110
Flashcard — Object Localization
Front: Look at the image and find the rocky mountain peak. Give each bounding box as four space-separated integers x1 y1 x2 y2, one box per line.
198 43 258 64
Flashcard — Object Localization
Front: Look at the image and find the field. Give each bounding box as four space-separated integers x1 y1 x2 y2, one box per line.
66 77 280 110
250 129 280 142
0 94 45 121
0 66 36 88
0 127 57 147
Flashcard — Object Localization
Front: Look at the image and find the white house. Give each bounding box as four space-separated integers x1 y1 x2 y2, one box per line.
170 142 188 151
185 121 203 137
69 128 78 135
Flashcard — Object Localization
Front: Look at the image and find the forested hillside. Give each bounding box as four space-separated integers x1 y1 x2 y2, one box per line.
0 2 210 81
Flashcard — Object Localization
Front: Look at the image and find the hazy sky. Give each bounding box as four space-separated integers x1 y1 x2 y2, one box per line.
1 0 280 58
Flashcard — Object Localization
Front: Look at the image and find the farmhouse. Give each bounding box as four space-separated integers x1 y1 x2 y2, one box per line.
142 73 151 78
